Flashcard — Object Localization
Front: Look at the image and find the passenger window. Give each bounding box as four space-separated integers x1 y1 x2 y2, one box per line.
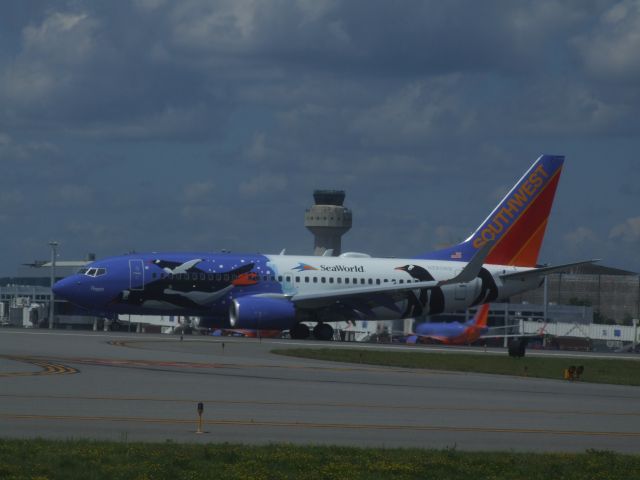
263 276 268 282
384 279 388 283
295 276 300 283
223 274 229 281
181 273 188 280
200 273 206 280
313 277 318 283
208 274 214 280
337 278 342 284
286 276 291 282
376 279 381 285
216 274 222 281
360 278 365 285
192 273 198 280
305 277 309 283
329 278 334 284
368 279 373 285
278 276 283 282
321 277 326 283
344 278 349 284
399 279 404 284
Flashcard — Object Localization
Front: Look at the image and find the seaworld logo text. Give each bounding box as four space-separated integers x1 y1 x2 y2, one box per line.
320 265 365 272
292 262 365 273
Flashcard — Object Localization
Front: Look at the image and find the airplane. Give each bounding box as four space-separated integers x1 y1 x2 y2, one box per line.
53 154 596 341
407 303 490 345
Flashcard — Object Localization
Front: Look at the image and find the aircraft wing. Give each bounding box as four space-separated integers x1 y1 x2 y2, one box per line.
291 279 439 308
292 242 493 309
500 260 600 281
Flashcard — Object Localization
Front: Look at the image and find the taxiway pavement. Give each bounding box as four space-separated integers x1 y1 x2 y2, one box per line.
1 329 639 452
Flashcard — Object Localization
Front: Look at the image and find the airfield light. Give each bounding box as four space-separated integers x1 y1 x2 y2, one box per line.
196 402 204 434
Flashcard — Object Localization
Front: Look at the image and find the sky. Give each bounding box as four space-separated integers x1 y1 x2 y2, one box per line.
1 0 640 276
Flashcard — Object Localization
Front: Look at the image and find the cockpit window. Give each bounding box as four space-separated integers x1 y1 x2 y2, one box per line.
82 268 107 277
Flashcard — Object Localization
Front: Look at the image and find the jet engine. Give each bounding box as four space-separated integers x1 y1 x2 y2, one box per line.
229 296 296 330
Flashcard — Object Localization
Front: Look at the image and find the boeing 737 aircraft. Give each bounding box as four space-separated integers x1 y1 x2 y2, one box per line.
53 154 594 340
407 304 490 345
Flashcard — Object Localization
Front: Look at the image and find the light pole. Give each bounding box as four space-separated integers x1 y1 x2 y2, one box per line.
48 241 58 329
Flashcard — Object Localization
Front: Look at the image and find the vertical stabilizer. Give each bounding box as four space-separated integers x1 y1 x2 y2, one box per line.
469 303 490 328
418 154 564 267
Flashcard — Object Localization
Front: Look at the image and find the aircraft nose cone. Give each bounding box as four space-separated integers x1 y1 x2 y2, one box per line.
52 277 70 299
52 276 82 302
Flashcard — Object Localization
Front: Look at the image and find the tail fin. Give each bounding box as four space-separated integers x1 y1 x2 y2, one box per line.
469 303 490 328
418 154 564 267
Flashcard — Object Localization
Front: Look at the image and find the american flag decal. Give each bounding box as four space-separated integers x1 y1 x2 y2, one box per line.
450 251 462 259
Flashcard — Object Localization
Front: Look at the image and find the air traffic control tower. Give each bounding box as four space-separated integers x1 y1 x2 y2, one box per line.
305 190 352 256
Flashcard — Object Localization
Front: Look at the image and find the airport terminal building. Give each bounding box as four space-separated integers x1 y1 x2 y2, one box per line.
509 264 640 325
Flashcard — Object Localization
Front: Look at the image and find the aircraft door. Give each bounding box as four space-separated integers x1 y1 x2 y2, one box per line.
129 259 145 291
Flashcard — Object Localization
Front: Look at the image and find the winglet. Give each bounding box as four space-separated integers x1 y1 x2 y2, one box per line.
439 240 493 286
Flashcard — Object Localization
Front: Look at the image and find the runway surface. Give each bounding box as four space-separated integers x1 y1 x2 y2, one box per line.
1 329 639 452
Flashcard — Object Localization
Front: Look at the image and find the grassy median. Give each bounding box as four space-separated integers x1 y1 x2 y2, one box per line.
272 348 640 386
1 439 639 479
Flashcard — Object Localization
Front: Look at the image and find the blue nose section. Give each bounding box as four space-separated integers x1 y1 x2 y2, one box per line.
52 276 84 304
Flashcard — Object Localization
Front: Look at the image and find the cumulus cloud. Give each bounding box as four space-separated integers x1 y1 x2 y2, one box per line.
610 217 640 242
565 226 600 246
0 1 640 273
574 0 640 82
49 184 95 207
351 77 477 145
2 11 98 105
239 173 288 196
184 181 216 202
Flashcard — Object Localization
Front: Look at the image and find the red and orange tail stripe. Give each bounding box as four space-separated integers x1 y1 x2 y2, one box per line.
485 167 562 267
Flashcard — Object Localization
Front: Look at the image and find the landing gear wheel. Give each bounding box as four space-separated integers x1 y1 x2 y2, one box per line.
313 323 334 341
290 323 310 340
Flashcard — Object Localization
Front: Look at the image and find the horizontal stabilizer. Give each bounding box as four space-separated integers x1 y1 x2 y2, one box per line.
438 241 493 286
500 260 600 281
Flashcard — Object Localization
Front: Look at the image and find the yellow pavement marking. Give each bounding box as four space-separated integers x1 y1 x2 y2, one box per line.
0 356 79 377
0 413 638 438
0 393 638 418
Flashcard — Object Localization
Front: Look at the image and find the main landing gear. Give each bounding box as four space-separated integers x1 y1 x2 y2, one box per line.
289 322 334 341
289 323 310 340
313 322 334 341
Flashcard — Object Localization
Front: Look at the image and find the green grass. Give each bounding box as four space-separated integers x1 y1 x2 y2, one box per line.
272 348 640 386
1 439 639 479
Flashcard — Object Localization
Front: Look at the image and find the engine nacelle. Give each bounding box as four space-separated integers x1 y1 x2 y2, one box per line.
229 296 296 330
